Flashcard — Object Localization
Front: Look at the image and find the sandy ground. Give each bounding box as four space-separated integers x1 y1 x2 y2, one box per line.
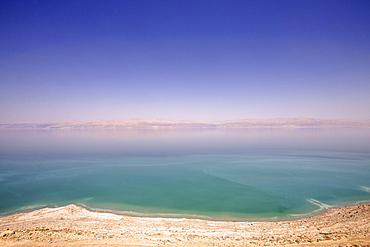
0 204 369 247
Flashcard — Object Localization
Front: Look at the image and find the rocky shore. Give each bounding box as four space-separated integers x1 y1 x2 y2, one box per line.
1 204 369 246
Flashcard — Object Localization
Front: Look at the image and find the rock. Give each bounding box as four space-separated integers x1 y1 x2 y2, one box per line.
65 204 84 215
1 230 15 237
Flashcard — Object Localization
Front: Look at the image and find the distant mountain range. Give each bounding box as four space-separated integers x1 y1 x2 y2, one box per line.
1 118 370 130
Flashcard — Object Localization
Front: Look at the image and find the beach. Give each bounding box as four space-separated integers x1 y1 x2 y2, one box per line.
0 203 369 246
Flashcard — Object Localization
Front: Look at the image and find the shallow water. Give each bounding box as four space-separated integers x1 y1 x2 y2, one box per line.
0 128 369 220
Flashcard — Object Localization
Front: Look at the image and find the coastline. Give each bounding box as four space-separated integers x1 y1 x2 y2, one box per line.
3 198 366 222
1 203 369 246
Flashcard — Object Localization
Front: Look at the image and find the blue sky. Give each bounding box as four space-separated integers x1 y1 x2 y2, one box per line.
1 0 369 123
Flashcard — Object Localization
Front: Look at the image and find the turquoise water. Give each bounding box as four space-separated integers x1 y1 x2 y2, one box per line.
0 128 370 220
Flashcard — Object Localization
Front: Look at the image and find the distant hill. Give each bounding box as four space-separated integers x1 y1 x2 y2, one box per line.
1 118 370 130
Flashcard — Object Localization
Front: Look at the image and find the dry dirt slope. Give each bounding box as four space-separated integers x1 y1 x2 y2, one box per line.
0 204 369 246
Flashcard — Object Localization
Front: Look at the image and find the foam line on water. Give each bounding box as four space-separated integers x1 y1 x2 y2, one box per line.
307 198 332 210
289 198 333 218
360 186 370 193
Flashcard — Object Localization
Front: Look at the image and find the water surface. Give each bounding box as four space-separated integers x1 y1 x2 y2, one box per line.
0 128 369 220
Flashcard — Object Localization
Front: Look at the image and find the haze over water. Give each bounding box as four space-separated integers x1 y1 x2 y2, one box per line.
1 128 370 220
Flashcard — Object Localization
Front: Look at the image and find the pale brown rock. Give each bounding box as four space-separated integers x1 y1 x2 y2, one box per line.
0 230 15 237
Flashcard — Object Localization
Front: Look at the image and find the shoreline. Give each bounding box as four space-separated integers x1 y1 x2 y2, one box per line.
53 200 370 222
1 203 369 246
3 198 370 222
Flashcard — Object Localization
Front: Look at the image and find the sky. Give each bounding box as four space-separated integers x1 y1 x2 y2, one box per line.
1 0 370 123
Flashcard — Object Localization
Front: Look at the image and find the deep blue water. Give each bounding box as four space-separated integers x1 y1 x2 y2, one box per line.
0 128 369 220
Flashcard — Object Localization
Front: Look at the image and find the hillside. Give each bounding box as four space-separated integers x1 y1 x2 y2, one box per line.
1 118 370 130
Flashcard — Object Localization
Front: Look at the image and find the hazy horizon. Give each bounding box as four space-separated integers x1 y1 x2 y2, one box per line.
2 116 370 125
1 1 370 123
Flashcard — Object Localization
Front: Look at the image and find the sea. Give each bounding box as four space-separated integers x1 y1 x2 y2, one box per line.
0 128 370 221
